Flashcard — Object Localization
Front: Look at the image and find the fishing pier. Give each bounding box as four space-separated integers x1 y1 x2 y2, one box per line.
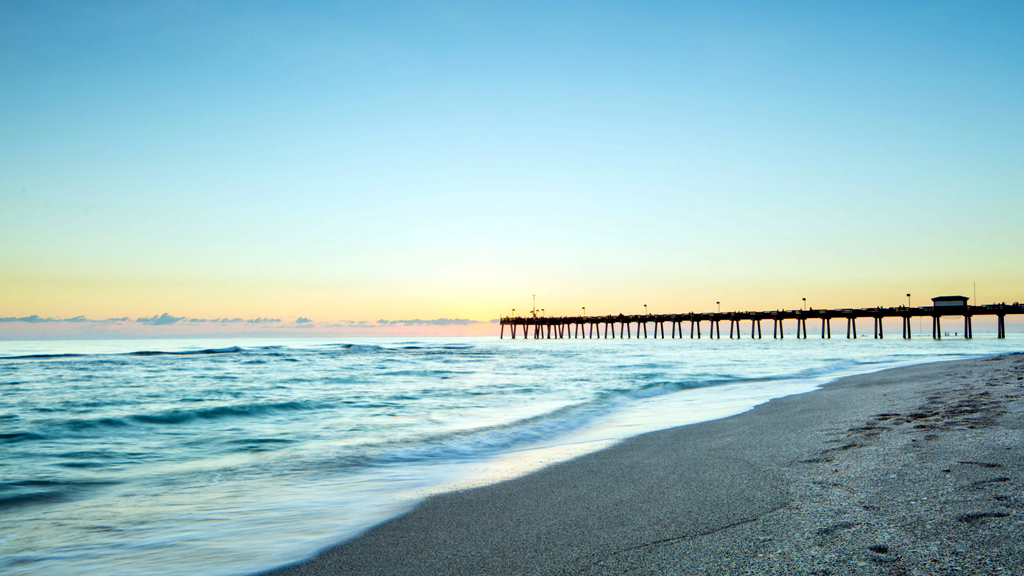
500 299 1022 340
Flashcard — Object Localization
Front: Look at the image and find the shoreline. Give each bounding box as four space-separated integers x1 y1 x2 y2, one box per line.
263 353 1024 575
427 355 968 496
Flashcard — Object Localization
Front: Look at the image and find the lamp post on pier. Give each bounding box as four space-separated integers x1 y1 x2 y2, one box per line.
802 297 807 311
582 307 586 318
716 301 721 313
644 304 648 316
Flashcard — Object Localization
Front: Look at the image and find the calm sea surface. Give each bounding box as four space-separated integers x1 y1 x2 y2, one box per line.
1 334 1021 574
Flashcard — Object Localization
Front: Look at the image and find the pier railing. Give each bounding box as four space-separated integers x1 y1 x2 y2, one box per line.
499 303 1022 340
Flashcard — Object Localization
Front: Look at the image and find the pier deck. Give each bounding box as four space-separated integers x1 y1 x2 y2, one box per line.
499 303 1022 340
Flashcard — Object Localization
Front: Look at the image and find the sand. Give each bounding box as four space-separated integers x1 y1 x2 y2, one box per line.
263 354 1024 575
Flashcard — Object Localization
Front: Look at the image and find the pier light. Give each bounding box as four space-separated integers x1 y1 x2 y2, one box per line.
802 297 807 311
907 293 911 307
512 309 515 318
582 306 586 317
541 308 545 317
716 301 720 313
644 304 648 316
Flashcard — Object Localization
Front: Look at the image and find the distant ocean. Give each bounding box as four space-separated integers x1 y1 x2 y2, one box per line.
1 335 1021 575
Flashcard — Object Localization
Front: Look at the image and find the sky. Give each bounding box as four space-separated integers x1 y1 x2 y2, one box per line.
1 1 1022 337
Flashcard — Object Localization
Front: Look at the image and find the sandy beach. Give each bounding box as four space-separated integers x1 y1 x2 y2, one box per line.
265 354 1024 575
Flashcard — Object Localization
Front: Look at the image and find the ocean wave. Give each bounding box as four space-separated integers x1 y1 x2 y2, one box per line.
306 360 891 470
1 353 87 360
0 489 72 509
328 377 750 466
56 450 122 460
380 369 463 378
0 346 249 362
228 437 299 453
129 346 245 356
130 400 326 425
0 431 45 443
0 479 119 511
0 341 490 364
227 437 297 445
56 460 108 469
321 343 384 351
396 342 474 349
39 401 329 435
343 400 618 468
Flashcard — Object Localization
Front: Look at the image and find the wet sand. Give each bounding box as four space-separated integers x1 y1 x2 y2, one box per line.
264 354 1024 575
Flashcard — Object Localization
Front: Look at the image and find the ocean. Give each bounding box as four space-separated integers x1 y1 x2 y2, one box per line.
1 334 1021 575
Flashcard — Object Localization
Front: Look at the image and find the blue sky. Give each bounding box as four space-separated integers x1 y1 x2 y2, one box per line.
1 1 1022 335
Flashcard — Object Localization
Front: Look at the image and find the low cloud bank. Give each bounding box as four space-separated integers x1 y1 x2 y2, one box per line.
0 315 126 324
3 314 284 326
137 313 184 326
1 314 495 332
188 317 282 324
0 315 56 323
376 318 482 326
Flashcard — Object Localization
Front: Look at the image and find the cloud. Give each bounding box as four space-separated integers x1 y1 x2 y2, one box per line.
0 313 493 332
136 313 185 326
1 314 287 326
0 315 105 323
0 315 54 323
186 316 280 324
326 320 376 328
376 318 482 326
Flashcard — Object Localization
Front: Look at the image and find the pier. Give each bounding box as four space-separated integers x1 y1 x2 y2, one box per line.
499 302 1022 340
